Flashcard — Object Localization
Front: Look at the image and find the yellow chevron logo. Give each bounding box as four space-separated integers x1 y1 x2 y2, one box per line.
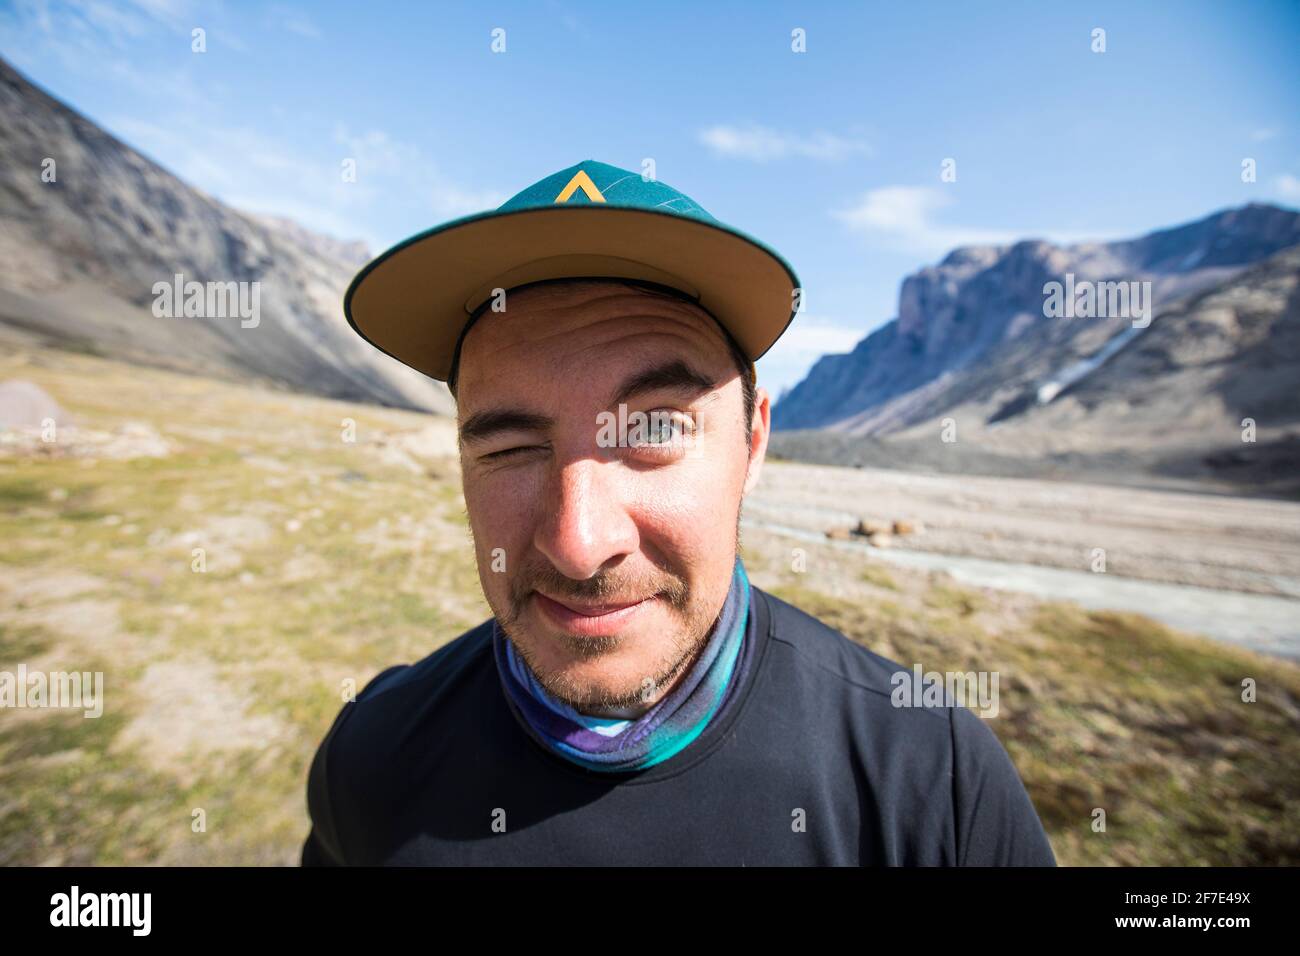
554 170 606 204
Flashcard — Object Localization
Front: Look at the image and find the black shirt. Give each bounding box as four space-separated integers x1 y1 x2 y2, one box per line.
301 585 1057 866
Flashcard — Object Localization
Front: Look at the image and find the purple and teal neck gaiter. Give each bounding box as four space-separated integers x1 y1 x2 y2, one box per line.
493 556 752 773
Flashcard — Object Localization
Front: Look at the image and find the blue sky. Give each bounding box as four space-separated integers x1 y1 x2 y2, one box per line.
3 0 1298 395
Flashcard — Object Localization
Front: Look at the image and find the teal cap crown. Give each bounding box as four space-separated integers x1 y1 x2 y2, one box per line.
497 159 716 224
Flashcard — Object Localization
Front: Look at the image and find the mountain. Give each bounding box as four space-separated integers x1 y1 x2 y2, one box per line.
0 57 454 415
988 242 1300 470
774 203 1300 439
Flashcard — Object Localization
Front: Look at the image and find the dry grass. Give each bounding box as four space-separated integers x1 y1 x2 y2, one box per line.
742 540 1300 865
2 344 1297 865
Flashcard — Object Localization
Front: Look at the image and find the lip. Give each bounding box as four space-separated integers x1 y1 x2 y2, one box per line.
532 590 660 636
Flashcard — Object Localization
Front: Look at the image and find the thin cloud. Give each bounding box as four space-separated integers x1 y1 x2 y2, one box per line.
1 0 247 73
99 113 503 247
267 4 322 40
767 316 864 356
699 124 873 162
757 315 869 396
1274 174 1300 201
833 186 1020 255
331 125 507 218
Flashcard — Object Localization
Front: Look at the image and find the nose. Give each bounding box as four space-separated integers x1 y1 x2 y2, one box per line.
532 456 638 580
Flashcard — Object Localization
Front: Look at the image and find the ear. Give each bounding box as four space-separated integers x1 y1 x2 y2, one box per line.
742 386 771 497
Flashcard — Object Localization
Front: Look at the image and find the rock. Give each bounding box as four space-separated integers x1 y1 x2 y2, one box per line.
0 380 64 429
867 532 894 548
893 519 925 536
825 527 852 540
855 518 892 536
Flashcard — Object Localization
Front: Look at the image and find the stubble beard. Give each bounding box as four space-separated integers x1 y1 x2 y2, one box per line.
495 567 706 712
489 500 745 713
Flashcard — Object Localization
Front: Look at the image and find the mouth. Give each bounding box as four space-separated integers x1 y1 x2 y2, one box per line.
531 590 661 637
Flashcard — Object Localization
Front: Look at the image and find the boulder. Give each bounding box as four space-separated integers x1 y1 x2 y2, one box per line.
854 518 892 536
0 380 64 429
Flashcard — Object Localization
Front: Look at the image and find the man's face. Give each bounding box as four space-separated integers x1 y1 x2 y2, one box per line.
455 280 770 715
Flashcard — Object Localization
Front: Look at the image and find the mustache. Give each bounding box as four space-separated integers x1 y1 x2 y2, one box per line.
505 561 691 618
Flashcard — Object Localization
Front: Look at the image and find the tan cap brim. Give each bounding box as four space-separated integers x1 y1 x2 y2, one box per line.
344 205 799 383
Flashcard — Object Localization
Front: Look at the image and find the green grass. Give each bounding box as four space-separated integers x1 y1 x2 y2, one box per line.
859 561 899 591
0 475 46 508
0 621 52 660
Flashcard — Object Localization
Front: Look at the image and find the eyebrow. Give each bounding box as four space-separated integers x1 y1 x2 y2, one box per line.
458 409 555 446
607 359 718 407
458 359 718 447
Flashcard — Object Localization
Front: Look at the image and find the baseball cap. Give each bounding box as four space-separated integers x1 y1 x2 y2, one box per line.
343 159 802 386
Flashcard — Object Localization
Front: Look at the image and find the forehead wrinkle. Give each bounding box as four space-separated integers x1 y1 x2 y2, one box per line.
458 293 734 396
461 328 729 419
557 330 727 393
563 289 734 347
473 297 726 352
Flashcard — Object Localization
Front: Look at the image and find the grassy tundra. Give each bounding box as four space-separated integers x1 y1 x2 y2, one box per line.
2 346 1297 865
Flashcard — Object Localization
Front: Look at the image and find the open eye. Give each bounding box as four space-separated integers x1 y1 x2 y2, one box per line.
629 409 696 454
646 415 684 444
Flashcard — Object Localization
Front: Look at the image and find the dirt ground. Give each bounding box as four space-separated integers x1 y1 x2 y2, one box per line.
748 460 1300 598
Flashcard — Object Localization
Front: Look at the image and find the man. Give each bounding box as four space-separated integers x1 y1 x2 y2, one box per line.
301 160 1056 866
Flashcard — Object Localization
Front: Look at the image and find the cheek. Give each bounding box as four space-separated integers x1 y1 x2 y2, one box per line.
632 456 744 557
462 470 540 564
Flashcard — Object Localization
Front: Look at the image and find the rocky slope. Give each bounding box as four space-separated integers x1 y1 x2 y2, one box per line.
775 203 1300 439
0 56 453 415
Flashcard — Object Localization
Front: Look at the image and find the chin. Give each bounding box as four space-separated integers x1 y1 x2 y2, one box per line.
524 639 655 703
502 592 705 706
536 640 635 681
